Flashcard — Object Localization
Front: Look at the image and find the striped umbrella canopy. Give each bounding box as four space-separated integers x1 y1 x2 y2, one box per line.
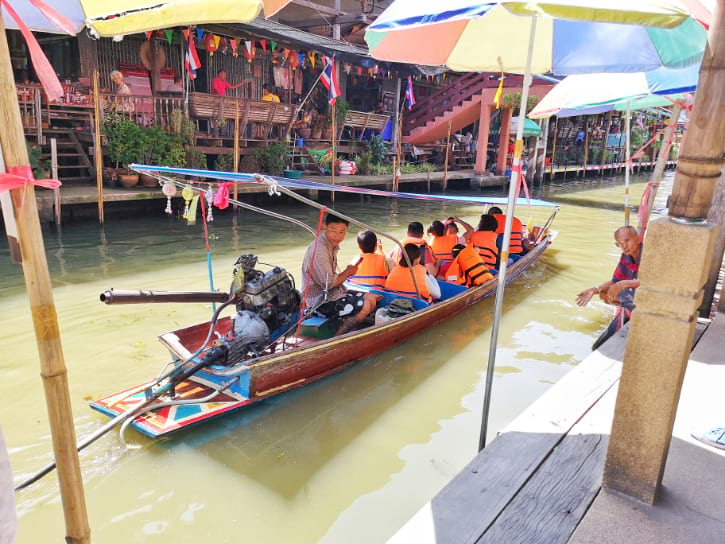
1 0 291 35
529 63 700 118
365 1 709 74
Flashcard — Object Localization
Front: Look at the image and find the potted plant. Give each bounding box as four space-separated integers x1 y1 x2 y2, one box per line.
27 143 50 179
355 149 373 176
104 115 144 187
253 142 288 176
312 111 326 140
139 125 172 187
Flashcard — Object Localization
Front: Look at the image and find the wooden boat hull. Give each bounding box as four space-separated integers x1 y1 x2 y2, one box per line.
90 236 551 438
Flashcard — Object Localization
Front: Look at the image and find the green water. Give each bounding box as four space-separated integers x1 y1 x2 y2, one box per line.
1 172 660 543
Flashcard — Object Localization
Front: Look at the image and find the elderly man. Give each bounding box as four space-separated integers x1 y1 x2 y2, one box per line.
302 214 380 336
576 225 642 309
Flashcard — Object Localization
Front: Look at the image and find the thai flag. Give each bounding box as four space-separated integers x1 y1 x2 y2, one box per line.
321 57 341 105
405 76 416 110
185 33 202 80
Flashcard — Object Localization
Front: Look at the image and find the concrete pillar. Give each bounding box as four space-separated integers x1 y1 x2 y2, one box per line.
496 107 513 174
474 101 492 175
603 217 717 504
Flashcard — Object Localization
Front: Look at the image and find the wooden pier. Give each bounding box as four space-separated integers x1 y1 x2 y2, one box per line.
389 313 725 544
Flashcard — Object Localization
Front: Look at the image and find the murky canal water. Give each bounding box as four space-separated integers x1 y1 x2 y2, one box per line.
1 171 662 543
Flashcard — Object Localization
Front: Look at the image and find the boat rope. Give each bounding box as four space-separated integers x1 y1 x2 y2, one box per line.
199 188 217 314
295 206 327 338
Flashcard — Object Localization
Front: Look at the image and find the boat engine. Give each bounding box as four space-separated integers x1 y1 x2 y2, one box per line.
222 254 300 364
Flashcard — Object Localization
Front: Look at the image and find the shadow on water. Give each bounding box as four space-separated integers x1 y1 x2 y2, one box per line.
136 262 555 501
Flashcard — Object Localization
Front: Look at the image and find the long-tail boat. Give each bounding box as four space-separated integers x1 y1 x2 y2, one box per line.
90 168 559 438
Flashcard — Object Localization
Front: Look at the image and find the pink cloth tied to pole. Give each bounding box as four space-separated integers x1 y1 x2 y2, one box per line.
0 165 61 192
213 182 231 209
1 0 75 103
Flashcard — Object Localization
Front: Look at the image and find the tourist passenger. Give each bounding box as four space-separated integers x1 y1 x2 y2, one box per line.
445 244 494 287
469 214 502 271
385 244 432 303
348 230 391 290
389 221 439 277
444 216 474 245
262 83 281 103
488 206 526 262
428 220 460 279
301 214 380 336
211 69 247 96
576 225 642 309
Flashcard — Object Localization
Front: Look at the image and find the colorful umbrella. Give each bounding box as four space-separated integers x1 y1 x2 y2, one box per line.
529 63 700 118
364 0 711 450
2 0 290 35
365 1 708 74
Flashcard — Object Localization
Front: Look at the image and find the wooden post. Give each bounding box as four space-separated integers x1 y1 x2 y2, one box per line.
599 111 613 176
582 119 590 177
550 116 558 179
233 102 240 205
394 100 405 192
0 16 90 543
535 117 549 185
93 70 104 224
51 138 60 229
603 7 725 505
443 120 452 191
331 101 336 204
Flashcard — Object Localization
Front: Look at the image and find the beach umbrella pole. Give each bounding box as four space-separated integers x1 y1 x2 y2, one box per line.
0 15 90 543
479 15 537 451
624 100 631 225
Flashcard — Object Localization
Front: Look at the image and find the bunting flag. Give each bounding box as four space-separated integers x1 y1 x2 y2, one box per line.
308 51 316 70
145 31 153 40
357 66 363 75
205 33 218 56
195 28 204 43
165 30 174 45
405 76 416 110
493 72 504 108
244 40 255 63
229 38 239 57
185 30 202 80
260 39 267 52
321 57 341 106
271 41 278 52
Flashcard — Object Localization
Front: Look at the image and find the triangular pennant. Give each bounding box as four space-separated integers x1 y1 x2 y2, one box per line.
308 51 316 70
357 66 363 75
244 40 255 63
165 30 173 45
230 38 239 57
213 35 221 50
145 31 153 41
259 39 267 52
181 29 189 40
195 28 204 43
271 40 277 52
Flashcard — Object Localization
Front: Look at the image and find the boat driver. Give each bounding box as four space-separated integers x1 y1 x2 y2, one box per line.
301 214 381 336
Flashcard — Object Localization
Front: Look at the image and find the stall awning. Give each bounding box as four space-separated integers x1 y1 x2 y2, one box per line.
492 116 542 137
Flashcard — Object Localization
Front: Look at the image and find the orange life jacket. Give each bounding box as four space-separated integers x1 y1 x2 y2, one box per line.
385 264 431 302
430 234 458 262
445 245 494 287
348 253 388 289
469 230 499 268
492 214 524 254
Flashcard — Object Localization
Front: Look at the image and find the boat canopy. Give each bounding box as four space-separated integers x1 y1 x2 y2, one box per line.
131 165 559 208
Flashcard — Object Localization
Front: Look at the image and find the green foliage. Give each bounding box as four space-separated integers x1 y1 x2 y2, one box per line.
104 116 144 167
27 144 50 177
368 135 387 165
501 93 538 113
139 125 173 166
399 162 437 174
169 109 197 145
186 147 207 170
253 143 289 175
327 99 349 127
354 150 373 174
371 163 393 176
162 142 186 167
215 153 235 172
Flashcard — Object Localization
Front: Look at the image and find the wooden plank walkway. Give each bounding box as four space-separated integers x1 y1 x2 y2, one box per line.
389 314 723 544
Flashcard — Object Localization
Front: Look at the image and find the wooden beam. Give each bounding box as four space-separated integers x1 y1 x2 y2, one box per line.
280 13 368 28
289 0 344 16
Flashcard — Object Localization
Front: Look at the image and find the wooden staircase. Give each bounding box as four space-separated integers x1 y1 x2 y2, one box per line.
39 129 96 183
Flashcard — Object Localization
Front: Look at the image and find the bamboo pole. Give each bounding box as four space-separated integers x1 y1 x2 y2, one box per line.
0 16 90 544
394 99 405 192
443 119 452 191
93 69 104 224
331 100 336 205
550 116 558 178
51 137 60 229
233 102 240 205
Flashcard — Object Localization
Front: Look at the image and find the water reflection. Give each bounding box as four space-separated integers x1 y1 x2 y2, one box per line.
2 171 662 543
